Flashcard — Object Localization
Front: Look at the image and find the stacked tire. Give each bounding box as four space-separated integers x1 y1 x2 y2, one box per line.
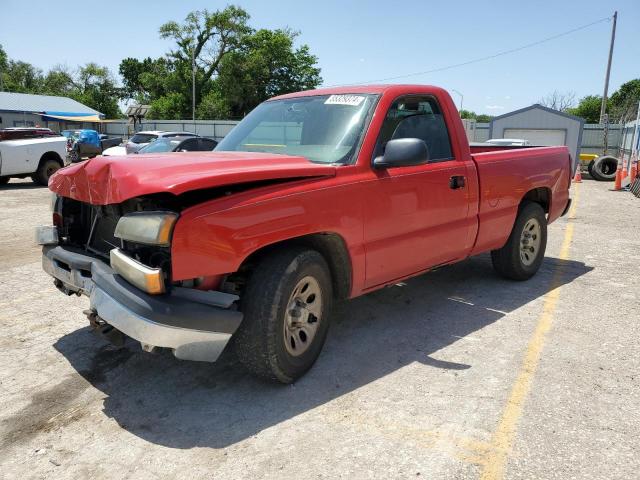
588 156 618 181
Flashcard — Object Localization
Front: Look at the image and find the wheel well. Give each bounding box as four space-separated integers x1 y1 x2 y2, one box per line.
235 233 352 300
521 187 551 213
39 151 63 168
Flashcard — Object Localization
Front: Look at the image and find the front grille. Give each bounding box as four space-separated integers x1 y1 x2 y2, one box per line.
58 197 172 278
60 199 122 258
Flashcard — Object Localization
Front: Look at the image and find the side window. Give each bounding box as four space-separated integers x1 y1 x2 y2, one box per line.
179 138 200 151
373 95 453 162
199 138 218 151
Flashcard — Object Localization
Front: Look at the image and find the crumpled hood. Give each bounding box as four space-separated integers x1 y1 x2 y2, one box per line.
49 151 337 205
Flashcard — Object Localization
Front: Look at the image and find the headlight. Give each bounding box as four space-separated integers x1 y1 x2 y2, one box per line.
114 212 178 246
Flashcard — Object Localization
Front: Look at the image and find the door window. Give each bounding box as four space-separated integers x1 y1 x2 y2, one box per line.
374 96 453 162
178 138 200 151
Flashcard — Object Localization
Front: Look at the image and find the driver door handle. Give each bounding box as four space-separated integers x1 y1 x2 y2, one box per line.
449 175 466 189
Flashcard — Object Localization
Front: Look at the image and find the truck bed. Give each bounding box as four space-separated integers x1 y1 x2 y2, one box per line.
469 146 572 255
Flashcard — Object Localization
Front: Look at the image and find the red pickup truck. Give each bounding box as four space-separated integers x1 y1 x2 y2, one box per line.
37 85 572 383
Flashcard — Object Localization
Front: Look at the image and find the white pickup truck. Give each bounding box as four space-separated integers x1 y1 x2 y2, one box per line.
0 136 68 186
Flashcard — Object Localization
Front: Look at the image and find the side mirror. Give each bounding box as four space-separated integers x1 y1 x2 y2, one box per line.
373 138 429 169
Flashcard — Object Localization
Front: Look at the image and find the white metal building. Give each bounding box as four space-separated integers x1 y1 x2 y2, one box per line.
0 92 103 131
489 104 585 161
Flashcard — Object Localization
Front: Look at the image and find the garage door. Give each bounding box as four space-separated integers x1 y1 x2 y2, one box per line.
504 129 566 146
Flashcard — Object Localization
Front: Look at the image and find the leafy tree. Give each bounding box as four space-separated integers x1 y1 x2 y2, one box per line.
609 79 640 122
158 6 252 113
216 29 322 117
70 63 121 118
2 60 43 93
566 95 602 123
459 110 492 123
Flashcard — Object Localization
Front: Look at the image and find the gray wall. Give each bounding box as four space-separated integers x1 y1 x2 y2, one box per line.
489 107 583 161
0 111 99 131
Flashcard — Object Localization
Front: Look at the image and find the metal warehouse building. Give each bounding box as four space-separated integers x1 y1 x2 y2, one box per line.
489 104 585 162
0 92 103 131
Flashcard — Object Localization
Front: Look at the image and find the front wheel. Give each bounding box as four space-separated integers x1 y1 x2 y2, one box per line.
233 247 333 383
491 201 547 281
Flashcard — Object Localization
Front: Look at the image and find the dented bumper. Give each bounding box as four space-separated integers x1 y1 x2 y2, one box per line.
41 246 242 362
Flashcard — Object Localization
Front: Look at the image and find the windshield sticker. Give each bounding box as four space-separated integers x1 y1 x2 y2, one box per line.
324 95 366 106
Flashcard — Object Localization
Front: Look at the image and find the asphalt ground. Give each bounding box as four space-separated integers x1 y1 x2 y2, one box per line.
0 176 638 479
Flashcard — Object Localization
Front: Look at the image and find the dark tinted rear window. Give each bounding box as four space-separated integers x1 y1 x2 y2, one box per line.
130 133 157 143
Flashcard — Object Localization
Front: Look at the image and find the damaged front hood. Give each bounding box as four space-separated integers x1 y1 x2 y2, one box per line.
49 151 337 205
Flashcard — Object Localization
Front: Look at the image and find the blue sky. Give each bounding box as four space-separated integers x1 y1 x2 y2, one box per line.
1 0 637 113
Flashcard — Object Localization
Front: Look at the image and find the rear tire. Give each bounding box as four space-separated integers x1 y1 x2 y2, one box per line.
32 159 61 186
587 160 595 178
233 247 333 383
491 201 547 281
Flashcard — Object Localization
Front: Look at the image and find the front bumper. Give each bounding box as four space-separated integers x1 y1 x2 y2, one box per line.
42 245 242 362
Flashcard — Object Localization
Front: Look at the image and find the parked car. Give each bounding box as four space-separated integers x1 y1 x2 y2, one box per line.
38 85 572 383
0 135 68 185
135 136 217 154
125 131 198 154
101 145 126 156
103 136 216 156
62 129 123 162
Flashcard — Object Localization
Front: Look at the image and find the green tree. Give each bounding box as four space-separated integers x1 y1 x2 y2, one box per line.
216 28 322 117
158 5 252 115
566 95 602 123
609 79 640 122
459 110 492 123
70 63 121 118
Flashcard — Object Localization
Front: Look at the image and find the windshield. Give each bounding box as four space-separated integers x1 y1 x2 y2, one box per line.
138 138 181 153
215 94 378 164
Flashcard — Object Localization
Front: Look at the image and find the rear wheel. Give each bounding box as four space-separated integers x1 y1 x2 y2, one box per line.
491 201 547 281
32 159 61 186
587 160 595 178
233 247 333 383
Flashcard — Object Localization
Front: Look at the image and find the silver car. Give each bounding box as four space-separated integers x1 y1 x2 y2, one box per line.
125 131 198 154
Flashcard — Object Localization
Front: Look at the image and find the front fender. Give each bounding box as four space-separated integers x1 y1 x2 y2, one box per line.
170 183 366 295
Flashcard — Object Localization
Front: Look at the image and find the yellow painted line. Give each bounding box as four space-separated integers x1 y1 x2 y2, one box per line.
480 183 581 480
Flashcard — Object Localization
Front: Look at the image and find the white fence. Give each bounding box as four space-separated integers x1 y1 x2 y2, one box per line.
102 119 239 142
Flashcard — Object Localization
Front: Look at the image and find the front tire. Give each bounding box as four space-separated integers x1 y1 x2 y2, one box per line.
233 247 333 383
491 201 547 281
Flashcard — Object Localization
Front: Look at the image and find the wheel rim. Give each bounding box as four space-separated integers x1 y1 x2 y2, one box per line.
520 218 541 266
283 276 323 357
46 165 58 178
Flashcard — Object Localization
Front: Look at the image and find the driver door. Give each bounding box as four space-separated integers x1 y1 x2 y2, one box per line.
363 95 474 288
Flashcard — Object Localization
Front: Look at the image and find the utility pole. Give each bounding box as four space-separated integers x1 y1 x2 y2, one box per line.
599 11 617 124
192 45 196 123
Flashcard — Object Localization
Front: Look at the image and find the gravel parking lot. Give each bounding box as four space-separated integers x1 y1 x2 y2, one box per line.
0 177 638 479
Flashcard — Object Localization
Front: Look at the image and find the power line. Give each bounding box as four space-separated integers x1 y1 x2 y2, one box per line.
325 16 611 87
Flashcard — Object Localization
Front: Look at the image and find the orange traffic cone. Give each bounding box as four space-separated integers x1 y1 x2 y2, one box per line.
614 167 623 190
630 162 638 182
622 163 628 179
572 168 582 183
